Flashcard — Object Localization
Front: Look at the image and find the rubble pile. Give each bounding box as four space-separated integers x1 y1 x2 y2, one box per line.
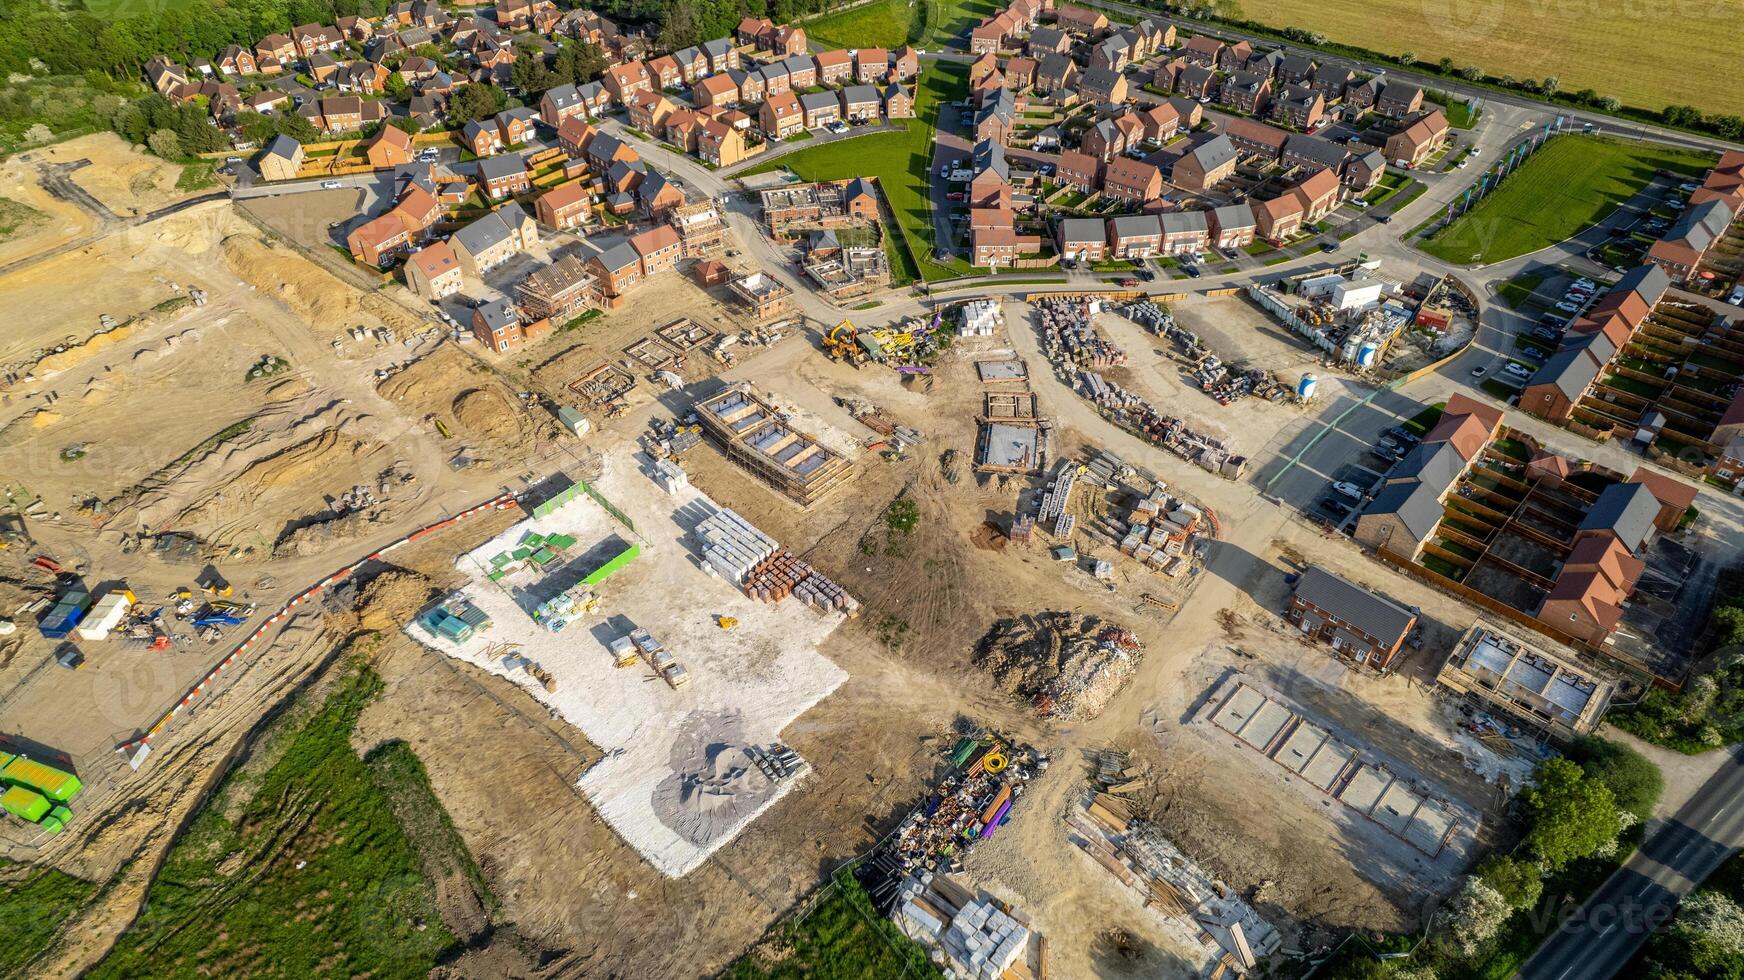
974 612 1145 721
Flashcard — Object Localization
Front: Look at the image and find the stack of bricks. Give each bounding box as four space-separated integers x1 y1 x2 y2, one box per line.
742 550 860 616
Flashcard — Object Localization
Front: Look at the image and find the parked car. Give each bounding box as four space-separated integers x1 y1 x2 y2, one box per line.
1470 364 1488 377
1572 277 1596 289
320 180 342 189
1182 263 1202 277
1330 481 1365 501
1319 497 1353 517
1322 241 1340 252
1120 278 1140 287
1503 362 1533 378
1554 301 1581 313
946 191 965 202
1388 426 1421 445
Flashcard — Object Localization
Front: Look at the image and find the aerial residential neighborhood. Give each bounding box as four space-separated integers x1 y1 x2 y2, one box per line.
1 0 1743 978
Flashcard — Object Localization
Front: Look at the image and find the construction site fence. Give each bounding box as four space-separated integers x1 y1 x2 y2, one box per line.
530 476 585 518
115 491 519 768
580 477 636 532
582 543 640 586
1202 287 1241 298
1022 289 1145 303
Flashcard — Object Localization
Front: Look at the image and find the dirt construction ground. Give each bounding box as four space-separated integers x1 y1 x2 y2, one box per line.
2 185 1539 978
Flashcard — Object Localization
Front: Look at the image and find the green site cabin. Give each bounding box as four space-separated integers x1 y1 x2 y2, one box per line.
2 785 50 822
1 755 83 802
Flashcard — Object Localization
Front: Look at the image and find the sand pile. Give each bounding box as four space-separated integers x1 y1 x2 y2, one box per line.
223 235 358 325
239 429 378 491
452 388 522 444
354 569 437 631
973 613 1145 721
652 710 782 846
32 322 138 377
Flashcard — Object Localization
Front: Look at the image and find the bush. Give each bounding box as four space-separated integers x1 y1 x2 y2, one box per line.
1565 734 1664 819
884 498 919 534
146 127 180 159
1476 854 1543 911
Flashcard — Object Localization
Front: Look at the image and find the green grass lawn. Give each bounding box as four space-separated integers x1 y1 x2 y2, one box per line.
805 0 997 50
805 0 923 49
720 871 942 979
1420 136 1717 265
1427 92 1481 129
741 62 969 282
1498 270 1546 309
89 661 480 978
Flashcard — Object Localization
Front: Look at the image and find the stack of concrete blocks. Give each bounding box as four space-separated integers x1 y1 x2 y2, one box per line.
695 508 779 584
1053 512 1075 538
940 893 1030 979
1009 514 1035 544
651 458 689 494
891 873 1032 980
959 299 1001 337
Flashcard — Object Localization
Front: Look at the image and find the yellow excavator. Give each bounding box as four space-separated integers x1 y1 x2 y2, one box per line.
821 320 867 366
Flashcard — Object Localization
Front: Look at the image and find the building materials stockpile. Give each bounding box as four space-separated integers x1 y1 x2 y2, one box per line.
862 735 1045 886
973 613 1144 721
1036 299 1247 479
695 508 859 616
1123 300 1294 405
892 872 1048 980
1068 768 1281 976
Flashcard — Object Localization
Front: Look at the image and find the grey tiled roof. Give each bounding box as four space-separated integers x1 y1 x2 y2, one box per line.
1580 483 1660 555
1294 567 1416 644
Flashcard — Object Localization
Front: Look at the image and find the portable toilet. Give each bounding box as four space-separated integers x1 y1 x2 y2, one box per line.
1296 373 1319 402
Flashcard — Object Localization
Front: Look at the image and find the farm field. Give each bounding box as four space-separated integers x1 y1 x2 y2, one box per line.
804 0 996 50
1419 136 1715 265
744 61 969 281
1239 0 1743 116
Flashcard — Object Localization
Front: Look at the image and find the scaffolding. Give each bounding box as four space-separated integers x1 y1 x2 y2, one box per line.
694 382 857 507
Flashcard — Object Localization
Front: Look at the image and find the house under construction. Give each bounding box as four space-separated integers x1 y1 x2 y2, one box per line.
694 382 856 506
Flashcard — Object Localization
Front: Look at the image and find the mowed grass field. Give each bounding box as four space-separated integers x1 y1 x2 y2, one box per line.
1420 135 1715 265
804 0 997 50
1240 0 1743 116
744 61 970 281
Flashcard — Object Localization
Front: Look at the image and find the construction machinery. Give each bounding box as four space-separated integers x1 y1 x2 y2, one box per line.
198 567 232 597
821 320 867 366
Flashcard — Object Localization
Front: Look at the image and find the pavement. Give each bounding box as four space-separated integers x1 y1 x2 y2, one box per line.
1519 747 1744 980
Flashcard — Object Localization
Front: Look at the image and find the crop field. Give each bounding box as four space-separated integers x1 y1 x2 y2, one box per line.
1240 0 1743 116
744 61 969 281
805 0 997 50
1420 136 1715 265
